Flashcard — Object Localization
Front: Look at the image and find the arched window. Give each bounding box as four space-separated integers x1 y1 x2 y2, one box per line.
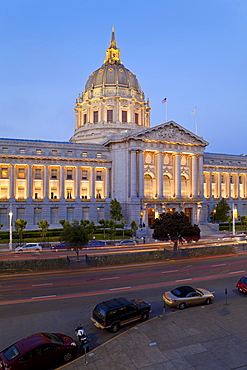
181 175 187 197
163 174 171 198
144 174 153 198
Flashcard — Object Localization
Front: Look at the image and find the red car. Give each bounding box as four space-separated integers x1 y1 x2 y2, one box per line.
236 276 247 294
0 333 77 370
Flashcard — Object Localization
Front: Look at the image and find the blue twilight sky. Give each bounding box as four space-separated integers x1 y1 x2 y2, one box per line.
0 0 246 155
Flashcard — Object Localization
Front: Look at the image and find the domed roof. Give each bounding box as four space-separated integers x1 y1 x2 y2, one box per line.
84 27 141 93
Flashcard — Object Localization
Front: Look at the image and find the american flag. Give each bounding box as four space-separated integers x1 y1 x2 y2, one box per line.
162 98 167 103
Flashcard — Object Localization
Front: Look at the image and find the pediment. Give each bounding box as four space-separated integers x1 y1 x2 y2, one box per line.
131 121 208 147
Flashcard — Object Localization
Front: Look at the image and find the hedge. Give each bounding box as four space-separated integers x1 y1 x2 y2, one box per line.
0 258 68 273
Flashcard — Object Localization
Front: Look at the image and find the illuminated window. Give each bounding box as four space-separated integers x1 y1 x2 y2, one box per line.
135 113 139 125
50 187 58 199
82 152 87 158
144 174 153 198
20 148 25 154
66 169 73 180
93 111 98 123
51 169 57 179
67 151 73 156
96 171 102 180
2 148 8 152
81 188 88 199
34 187 42 199
163 175 171 198
107 110 113 122
181 175 188 197
82 170 88 180
17 186 25 199
96 153 102 158
52 150 57 155
1 167 8 178
96 188 102 199
18 168 25 179
36 149 41 155
34 168 42 179
66 188 73 199
122 111 127 123
0 186 8 199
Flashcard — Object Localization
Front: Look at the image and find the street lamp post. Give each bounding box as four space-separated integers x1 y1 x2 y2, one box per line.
9 206 13 251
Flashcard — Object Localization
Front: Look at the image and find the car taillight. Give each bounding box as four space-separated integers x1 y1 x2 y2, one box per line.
103 321 106 326
170 299 176 303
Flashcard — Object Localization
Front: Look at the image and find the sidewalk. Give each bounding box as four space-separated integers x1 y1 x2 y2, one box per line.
58 298 247 370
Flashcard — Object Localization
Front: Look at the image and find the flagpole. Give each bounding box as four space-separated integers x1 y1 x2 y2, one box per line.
166 98 168 122
192 106 198 135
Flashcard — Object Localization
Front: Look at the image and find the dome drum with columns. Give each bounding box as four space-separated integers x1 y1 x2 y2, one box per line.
71 27 151 144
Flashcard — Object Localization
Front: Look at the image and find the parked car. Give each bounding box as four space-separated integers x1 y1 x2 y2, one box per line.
115 239 136 246
0 332 77 370
236 276 247 293
15 243 42 252
86 240 107 247
91 297 151 333
51 242 69 251
163 285 214 310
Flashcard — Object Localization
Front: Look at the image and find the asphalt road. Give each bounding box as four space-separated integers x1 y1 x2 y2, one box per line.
1 253 247 357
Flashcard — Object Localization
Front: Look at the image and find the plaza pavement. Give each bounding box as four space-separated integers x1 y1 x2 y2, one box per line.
58 297 247 370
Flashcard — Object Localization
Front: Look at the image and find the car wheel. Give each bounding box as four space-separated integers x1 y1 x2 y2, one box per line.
205 298 211 305
63 352 72 362
141 311 149 321
110 322 120 333
179 302 186 310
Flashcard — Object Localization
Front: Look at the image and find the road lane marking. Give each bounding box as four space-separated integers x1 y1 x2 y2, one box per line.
109 286 131 291
31 283 53 287
31 295 56 299
228 270 245 275
162 270 178 274
175 278 192 282
211 264 226 267
100 277 119 280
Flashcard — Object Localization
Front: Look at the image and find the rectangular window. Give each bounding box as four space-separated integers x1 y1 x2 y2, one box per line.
135 113 139 125
34 187 42 199
211 174 215 183
107 110 113 122
67 151 73 156
239 175 243 184
66 188 73 199
82 152 87 158
50 187 58 199
51 208 58 224
34 208 42 224
122 111 127 123
0 186 8 199
81 188 88 199
230 175 233 184
83 114 87 124
1 167 8 178
36 149 41 155
82 170 88 180
93 111 98 123
34 168 42 179
51 169 57 179
18 168 25 179
52 150 57 155
67 207 74 223
2 148 8 152
82 207 89 220
17 208 25 220
96 153 102 158
20 148 25 154
66 169 73 180
97 207 104 222
17 186 25 199
96 188 102 199
0 208 7 225
96 171 102 180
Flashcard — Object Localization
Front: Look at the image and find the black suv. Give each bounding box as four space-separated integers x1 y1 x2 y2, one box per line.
91 297 151 333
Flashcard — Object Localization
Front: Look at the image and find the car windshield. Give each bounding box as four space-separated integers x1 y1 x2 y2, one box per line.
3 345 20 361
42 333 64 344
94 305 106 319
240 277 247 284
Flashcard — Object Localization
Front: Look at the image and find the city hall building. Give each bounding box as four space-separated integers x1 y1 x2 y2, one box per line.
0 29 246 230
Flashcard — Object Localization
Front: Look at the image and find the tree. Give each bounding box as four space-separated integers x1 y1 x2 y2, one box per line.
59 220 71 228
120 220 126 237
80 220 96 239
152 211 200 253
60 220 89 261
15 219 27 245
110 198 123 224
107 220 116 240
37 220 50 244
214 198 231 222
99 219 107 238
131 220 138 239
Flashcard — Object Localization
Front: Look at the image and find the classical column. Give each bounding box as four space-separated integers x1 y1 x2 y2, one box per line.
76 167 81 199
174 153 181 198
244 174 247 198
191 155 197 198
130 150 137 198
235 174 239 199
9 164 15 200
209 173 213 199
60 166 65 200
226 173 230 198
156 152 163 198
27 165 32 199
198 155 204 198
91 167 95 199
44 166 49 199
104 168 108 199
139 150 144 198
